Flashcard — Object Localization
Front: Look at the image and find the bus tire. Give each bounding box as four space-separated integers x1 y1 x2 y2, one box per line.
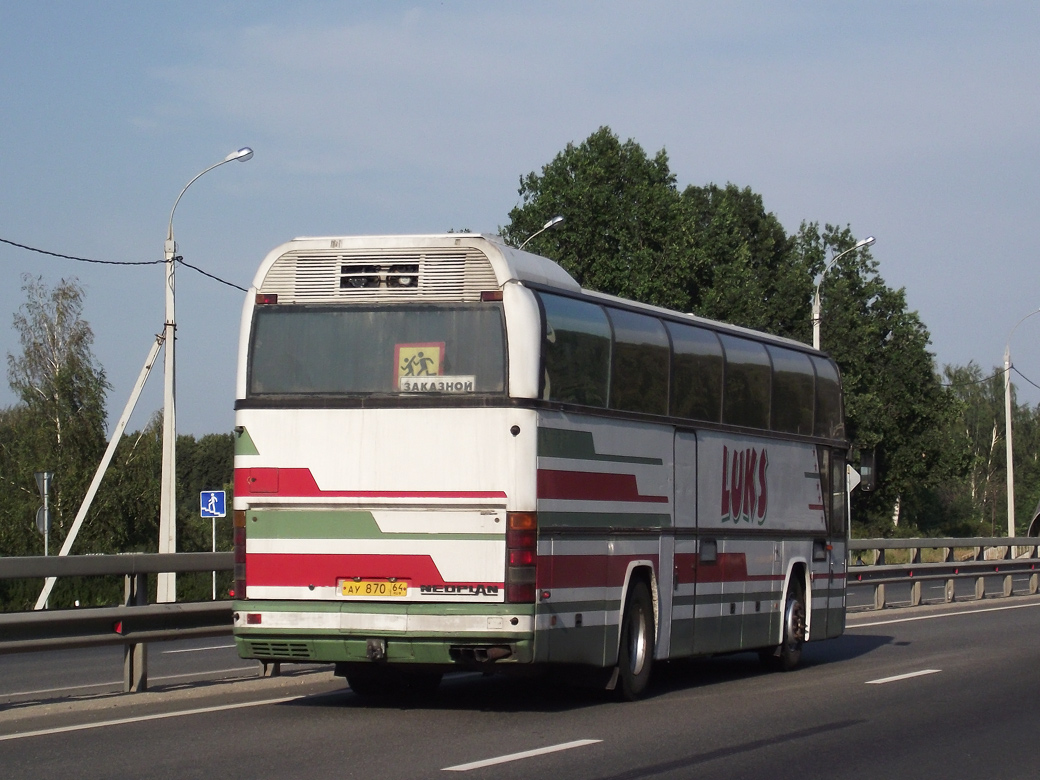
616 579 655 700
762 576 806 672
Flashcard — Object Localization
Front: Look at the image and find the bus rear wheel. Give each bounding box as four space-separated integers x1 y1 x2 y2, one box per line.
616 579 654 700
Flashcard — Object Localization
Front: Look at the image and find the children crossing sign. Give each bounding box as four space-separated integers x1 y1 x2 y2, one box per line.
200 490 226 518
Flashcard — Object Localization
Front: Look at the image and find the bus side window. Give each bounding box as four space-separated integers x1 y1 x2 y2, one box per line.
812 356 845 440
606 308 669 415
817 446 848 537
538 293 611 408
666 321 722 422
718 335 771 430
768 346 814 435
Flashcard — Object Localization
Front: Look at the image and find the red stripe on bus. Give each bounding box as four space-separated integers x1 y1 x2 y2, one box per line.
546 552 782 589
537 469 668 503
808 503 825 511
235 467 507 500
544 554 660 589
246 553 500 588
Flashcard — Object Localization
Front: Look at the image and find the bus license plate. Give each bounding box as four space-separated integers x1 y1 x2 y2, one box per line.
340 580 408 598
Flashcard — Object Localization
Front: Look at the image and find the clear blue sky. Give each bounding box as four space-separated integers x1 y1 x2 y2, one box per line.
3 2 1040 435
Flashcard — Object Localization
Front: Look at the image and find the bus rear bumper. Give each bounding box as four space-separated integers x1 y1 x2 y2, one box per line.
232 600 536 666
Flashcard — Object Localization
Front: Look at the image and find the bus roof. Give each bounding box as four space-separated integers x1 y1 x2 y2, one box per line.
257 233 824 357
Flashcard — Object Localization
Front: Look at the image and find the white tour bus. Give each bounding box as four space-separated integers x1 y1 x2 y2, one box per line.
231 233 850 699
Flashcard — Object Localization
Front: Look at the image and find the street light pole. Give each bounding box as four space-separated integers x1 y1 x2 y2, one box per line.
812 236 876 351
157 147 253 603
1003 308 1040 544
518 215 564 251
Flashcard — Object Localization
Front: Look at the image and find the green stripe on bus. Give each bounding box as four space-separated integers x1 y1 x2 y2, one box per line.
235 427 259 456
537 427 664 465
246 510 500 541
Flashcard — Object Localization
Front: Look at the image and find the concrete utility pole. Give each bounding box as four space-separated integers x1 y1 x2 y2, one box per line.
157 147 253 603
1004 308 1040 544
32 148 253 610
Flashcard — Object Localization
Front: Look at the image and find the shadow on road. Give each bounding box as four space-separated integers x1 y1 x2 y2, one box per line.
286 632 895 714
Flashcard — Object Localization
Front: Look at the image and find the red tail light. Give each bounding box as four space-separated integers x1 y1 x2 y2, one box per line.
234 510 247 599
506 512 537 603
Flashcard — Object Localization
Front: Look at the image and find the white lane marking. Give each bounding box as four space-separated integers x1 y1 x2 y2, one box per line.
162 644 236 654
849 600 1040 628
443 739 601 772
0 695 303 742
2 666 258 699
867 669 942 685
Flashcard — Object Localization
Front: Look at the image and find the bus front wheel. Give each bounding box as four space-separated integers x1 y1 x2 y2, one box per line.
761 577 806 672
616 579 655 700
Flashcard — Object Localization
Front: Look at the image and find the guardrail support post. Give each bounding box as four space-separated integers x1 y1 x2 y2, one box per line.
945 578 955 602
874 583 886 610
1003 574 1013 597
123 573 148 693
974 576 986 600
910 580 922 606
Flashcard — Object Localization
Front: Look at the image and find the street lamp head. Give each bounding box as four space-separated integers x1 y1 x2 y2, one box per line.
518 215 565 251
226 147 254 163
856 235 876 249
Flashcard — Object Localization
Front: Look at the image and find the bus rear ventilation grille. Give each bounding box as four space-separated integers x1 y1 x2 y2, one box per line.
259 248 498 303
248 641 313 660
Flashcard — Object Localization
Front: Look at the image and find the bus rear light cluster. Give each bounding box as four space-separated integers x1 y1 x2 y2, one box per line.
506 512 537 603
233 510 247 599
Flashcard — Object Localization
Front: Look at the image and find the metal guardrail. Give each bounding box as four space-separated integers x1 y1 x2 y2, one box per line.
847 537 1040 609
1 539 1038 696
0 552 234 693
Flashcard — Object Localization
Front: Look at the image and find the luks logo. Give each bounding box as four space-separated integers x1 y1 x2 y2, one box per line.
720 446 768 524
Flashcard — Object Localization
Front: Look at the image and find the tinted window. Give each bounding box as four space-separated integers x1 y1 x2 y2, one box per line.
812 356 845 439
539 293 611 407
719 335 771 429
667 322 723 422
768 346 815 435
248 304 506 396
818 446 848 536
607 308 669 415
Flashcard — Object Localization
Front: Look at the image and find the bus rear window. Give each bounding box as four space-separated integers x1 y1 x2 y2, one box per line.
248 304 506 396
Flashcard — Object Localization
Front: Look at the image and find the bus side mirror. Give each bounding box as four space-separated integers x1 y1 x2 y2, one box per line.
858 449 876 492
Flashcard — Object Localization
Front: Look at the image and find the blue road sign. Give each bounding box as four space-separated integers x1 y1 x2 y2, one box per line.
200 490 226 518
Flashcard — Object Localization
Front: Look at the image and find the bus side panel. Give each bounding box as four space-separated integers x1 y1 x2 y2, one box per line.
695 431 828 653
535 413 673 667
670 432 698 659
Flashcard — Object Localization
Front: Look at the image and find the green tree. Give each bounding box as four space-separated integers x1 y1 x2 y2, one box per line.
1 276 110 608
502 126 691 311
797 224 958 535
681 183 811 340
5 275 110 536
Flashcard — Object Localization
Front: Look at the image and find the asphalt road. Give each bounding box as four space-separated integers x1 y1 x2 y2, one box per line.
2 595 1039 779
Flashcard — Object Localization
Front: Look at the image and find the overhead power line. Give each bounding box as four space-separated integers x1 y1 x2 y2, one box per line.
0 236 162 266
1 235 247 291
1012 366 1040 393
175 257 246 292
